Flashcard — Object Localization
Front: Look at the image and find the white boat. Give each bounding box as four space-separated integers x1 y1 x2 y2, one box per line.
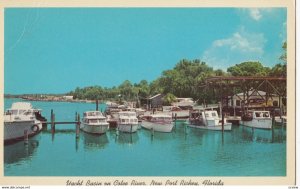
240 110 272 129
188 110 232 131
4 102 44 143
116 111 139 133
80 111 109 134
274 116 287 126
141 114 174 132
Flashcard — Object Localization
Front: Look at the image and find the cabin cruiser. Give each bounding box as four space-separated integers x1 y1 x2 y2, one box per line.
80 111 109 134
241 110 272 129
4 102 45 144
116 111 139 133
141 114 174 132
188 109 232 131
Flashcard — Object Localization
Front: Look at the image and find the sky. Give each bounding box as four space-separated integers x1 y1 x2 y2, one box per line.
4 8 287 94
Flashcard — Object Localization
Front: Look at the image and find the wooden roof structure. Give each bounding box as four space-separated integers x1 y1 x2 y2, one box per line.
203 76 287 110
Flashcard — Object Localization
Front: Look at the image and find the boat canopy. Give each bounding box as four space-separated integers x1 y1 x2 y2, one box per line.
11 102 33 109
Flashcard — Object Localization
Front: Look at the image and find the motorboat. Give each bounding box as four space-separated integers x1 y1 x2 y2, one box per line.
188 109 232 131
4 102 45 144
141 114 174 132
240 110 272 129
80 111 109 134
116 111 139 133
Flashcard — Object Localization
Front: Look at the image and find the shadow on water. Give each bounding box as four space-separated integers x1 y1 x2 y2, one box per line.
4 140 39 164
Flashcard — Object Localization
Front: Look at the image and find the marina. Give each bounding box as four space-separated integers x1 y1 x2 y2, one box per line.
4 98 286 176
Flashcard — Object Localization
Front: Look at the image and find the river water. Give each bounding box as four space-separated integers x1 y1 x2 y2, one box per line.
4 98 286 176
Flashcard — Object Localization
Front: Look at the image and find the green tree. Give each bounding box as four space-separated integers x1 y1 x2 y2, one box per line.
119 80 133 100
162 93 177 106
279 41 287 64
227 61 270 76
269 41 287 77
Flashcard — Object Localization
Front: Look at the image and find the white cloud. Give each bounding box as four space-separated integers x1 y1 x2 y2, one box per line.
279 21 287 42
249 9 262 21
202 28 267 70
239 8 276 21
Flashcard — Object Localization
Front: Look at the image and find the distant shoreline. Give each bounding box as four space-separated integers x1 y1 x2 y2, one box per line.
4 96 98 104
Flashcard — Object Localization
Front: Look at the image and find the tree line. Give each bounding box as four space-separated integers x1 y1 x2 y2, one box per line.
67 42 287 105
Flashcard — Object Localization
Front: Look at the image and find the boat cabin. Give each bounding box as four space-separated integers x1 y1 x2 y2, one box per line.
242 110 270 121
189 110 220 126
118 111 138 124
82 111 107 124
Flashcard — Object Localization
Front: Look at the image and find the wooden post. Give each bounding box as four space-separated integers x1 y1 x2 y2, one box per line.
96 100 99 111
51 109 54 131
233 105 236 117
271 116 275 143
151 127 154 136
222 112 224 133
53 114 55 132
76 114 80 138
24 130 28 144
51 112 55 133
174 113 177 129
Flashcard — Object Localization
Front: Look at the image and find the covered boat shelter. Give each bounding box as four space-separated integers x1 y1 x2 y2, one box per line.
203 76 287 117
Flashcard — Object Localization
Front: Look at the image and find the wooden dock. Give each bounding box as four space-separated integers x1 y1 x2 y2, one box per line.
42 121 80 125
43 109 81 138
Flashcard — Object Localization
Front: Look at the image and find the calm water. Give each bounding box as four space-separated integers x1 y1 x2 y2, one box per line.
4 98 286 176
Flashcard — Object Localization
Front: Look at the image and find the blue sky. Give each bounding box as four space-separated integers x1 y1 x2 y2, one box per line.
4 8 286 94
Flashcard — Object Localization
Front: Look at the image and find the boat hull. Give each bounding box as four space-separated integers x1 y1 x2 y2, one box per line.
4 120 42 144
188 123 232 131
117 124 139 133
240 118 272 129
141 121 174 132
80 123 109 134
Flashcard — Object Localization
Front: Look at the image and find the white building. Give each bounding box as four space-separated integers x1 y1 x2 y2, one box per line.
63 96 74 100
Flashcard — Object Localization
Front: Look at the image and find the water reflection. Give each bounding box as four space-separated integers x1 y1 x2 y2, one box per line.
4 140 39 164
81 132 109 150
114 132 139 145
240 126 286 143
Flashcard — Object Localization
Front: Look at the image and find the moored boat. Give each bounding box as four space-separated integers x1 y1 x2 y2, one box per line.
240 110 272 129
188 109 232 131
4 102 45 144
80 111 109 134
116 111 139 133
141 114 174 132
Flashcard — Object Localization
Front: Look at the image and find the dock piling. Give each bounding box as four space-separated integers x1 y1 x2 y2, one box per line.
221 113 224 133
96 100 99 111
24 130 28 145
151 127 154 136
76 114 80 138
174 113 177 130
51 112 56 133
